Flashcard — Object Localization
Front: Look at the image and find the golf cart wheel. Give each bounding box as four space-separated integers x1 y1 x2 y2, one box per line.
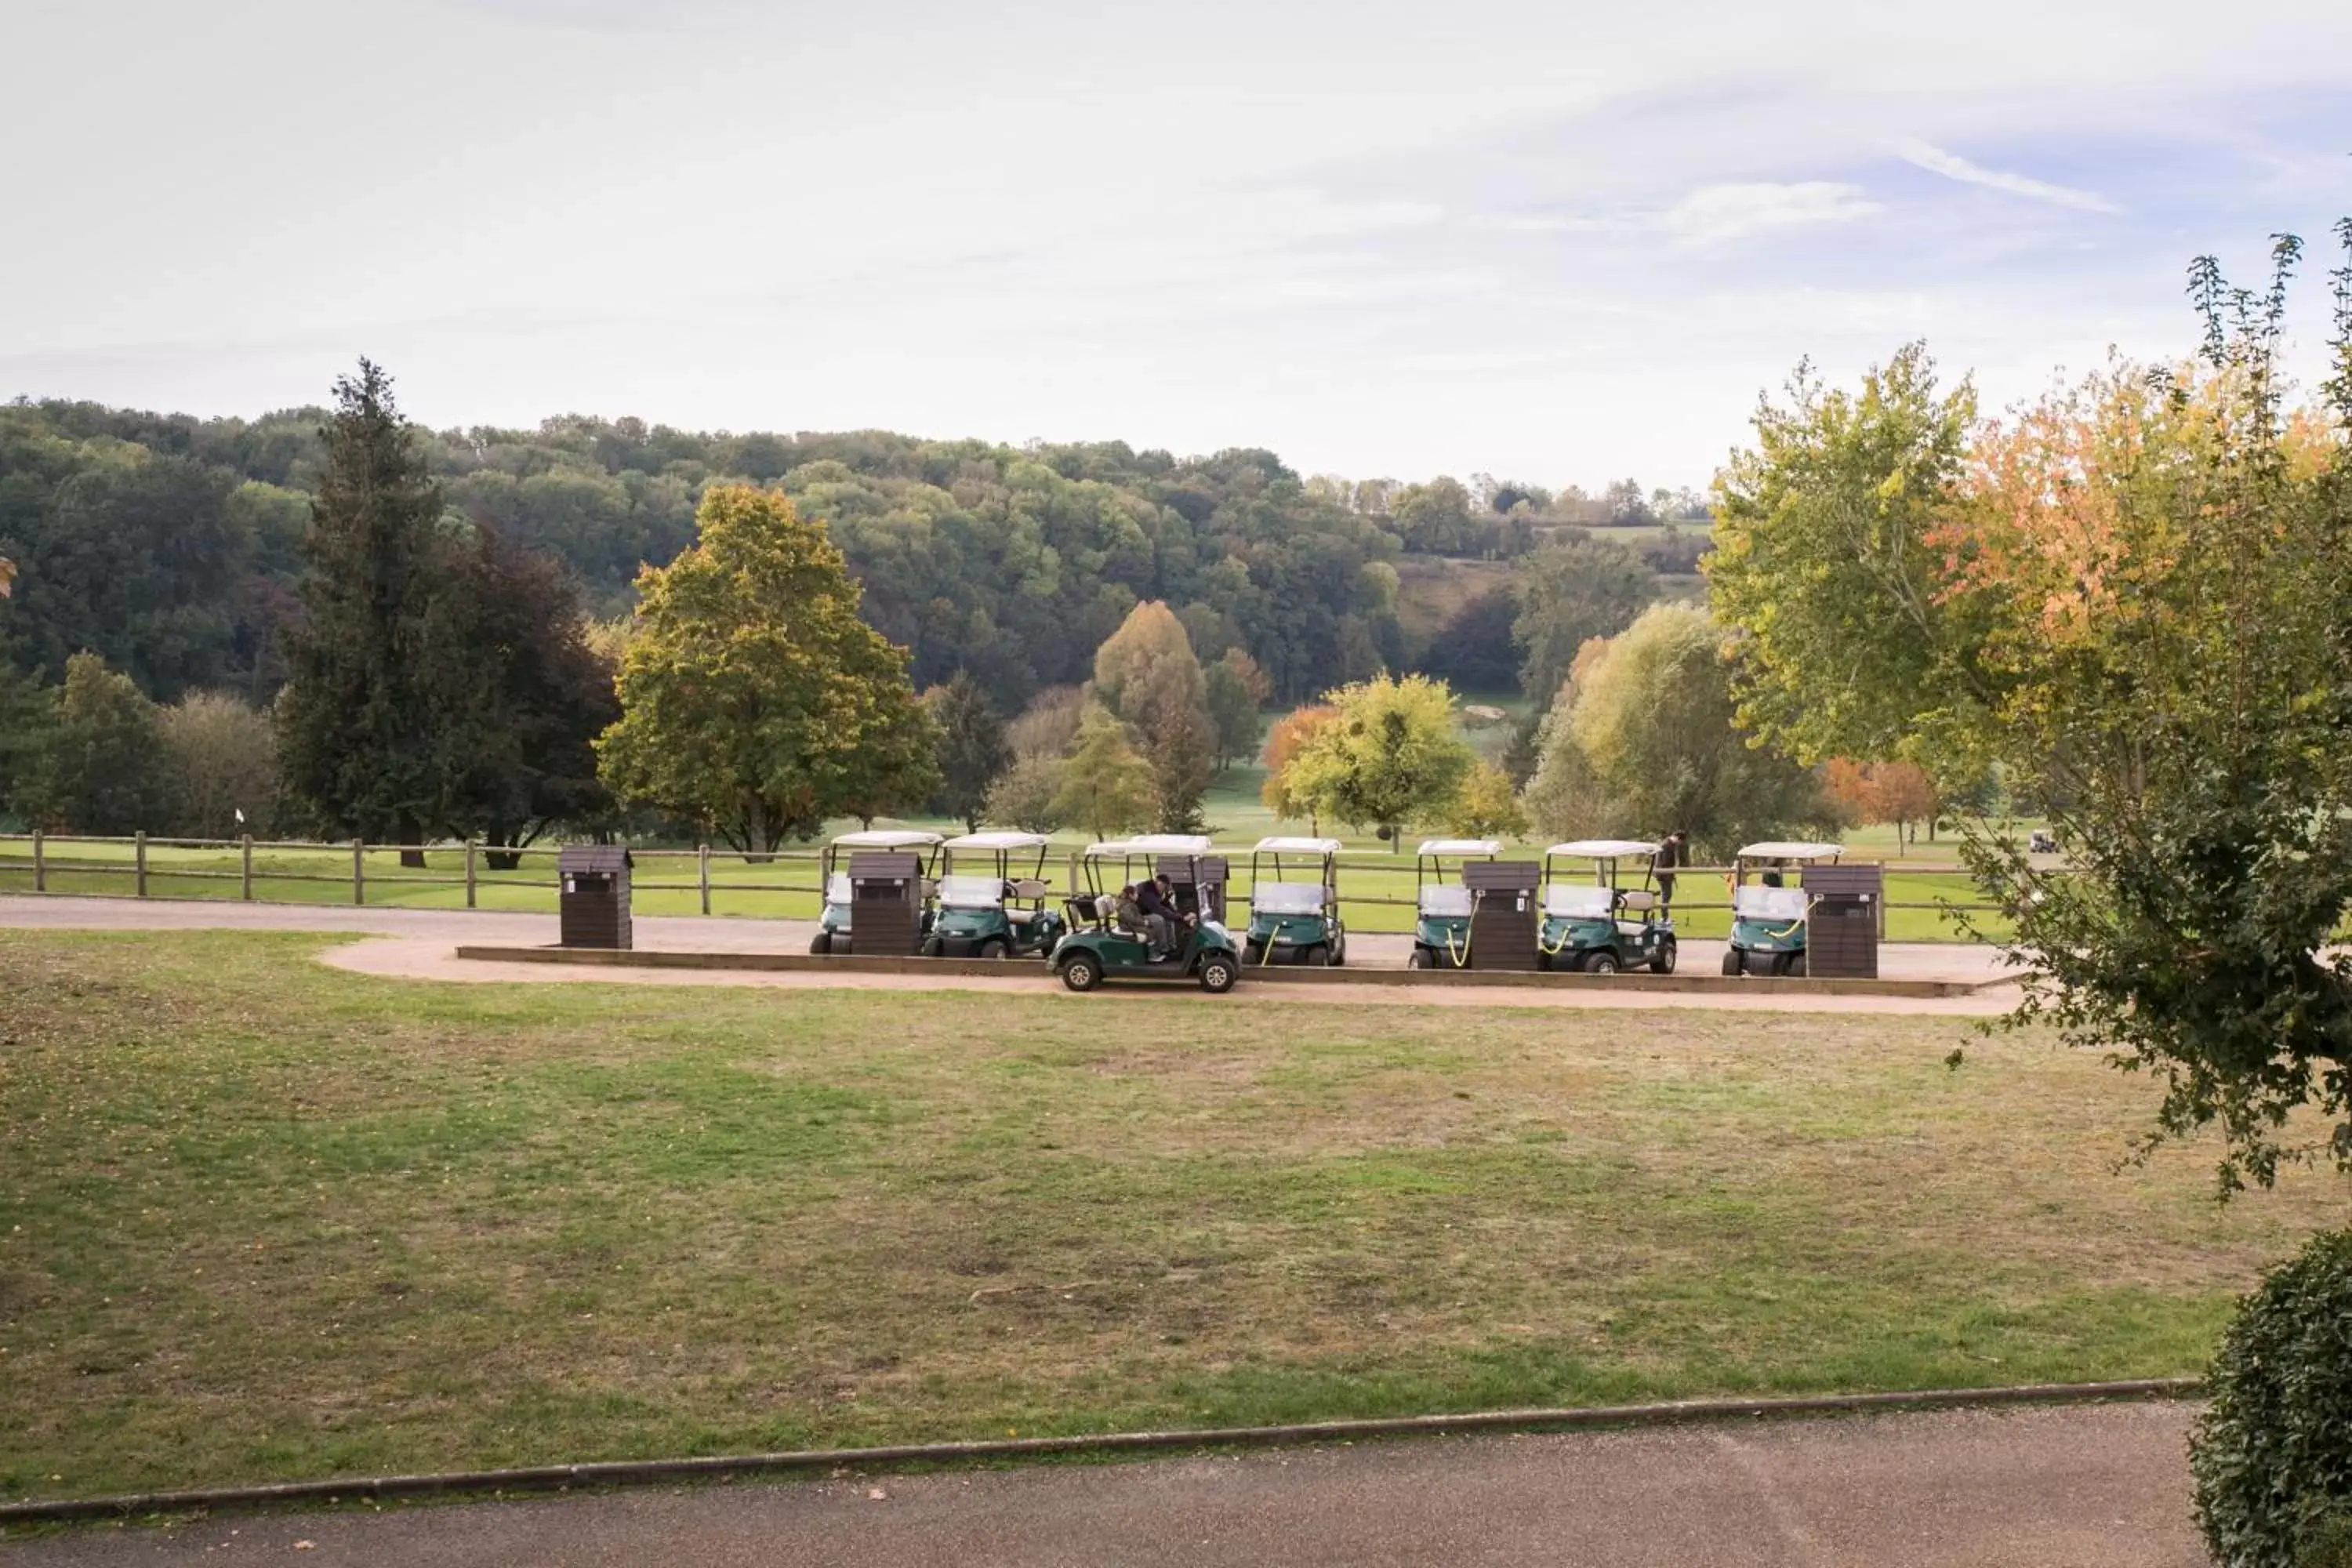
1304 944 1330 967
1785 952 1808 978
1651 938 1677 975
1408 948 1434 970
1583 950 1620 976
1721 950 1742 977
978 937 1011 960
1199 955 1238 994
1060 954 1101 993
920 935 944 958
1535 952 1552 973
1329 940 1345 968
809 932 832 956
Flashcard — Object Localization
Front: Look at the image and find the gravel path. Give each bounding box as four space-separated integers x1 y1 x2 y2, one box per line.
6 1403 2202 1567
0 895 2023 1014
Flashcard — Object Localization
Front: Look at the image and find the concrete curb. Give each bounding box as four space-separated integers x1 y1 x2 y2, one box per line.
1 1379 2198 1525
452 945 2007 998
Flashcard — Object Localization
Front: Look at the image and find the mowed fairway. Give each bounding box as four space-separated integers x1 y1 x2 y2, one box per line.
2 931 2337 1505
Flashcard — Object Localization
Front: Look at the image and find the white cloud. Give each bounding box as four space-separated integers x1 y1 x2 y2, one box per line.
1653 182 1884 248
1896 139 2122 213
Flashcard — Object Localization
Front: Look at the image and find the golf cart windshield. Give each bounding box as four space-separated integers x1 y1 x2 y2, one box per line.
938 874 1006 909
1254 882 1327 916
826 873 853 905
1734 885 1809 921
1544 884 1615 919
1420 885 1474 918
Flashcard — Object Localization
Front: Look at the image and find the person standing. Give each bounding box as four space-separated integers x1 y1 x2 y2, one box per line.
1656 831 1686 913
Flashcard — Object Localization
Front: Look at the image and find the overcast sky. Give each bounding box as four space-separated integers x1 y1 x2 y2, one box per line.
5 0 2349 491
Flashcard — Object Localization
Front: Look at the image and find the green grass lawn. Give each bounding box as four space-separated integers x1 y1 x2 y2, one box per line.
2 929 2339 1504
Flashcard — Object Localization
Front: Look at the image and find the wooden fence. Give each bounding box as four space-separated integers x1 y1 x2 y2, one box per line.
0 832 2009 933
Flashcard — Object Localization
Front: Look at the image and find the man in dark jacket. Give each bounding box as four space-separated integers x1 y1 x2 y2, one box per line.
1135 877 1178 957
1656 831 1686 913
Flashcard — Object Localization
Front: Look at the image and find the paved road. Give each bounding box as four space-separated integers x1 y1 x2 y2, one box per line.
7 1403 2202 1566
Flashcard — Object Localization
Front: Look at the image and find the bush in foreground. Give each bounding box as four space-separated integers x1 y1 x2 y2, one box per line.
2194 1229 2352 1568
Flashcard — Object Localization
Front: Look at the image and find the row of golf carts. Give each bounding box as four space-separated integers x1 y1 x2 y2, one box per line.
809 829 1849 992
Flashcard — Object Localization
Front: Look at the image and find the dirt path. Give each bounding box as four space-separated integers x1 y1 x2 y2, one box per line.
0 895 2023 1015
6 1402 2202 1567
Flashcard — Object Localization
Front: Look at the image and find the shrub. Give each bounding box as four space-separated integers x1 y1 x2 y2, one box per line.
2193 1228 2352 1568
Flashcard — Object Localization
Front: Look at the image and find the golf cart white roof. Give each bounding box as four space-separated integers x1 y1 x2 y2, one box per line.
829 829 943 849
942 830 1051 851
1254 836 1342 855
1416 838 1499 858
1736 840 1844 862
1121 833 1215 854
1547 839 1661 860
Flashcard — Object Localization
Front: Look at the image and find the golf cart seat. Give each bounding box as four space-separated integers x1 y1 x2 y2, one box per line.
1544 884 1614 920
1003 878 1051 926
1254 881 1327 916
1733 885 1809 922
1617 889 1657 913
1065 893 1112 931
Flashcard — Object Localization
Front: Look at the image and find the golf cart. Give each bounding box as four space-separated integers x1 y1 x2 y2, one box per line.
810 829 942 955
1406 838 1498 970
1242 837 1347 967
1051 836 1244 993
1723 840 1842 977
1537 840 1677 975
923 830 1067 959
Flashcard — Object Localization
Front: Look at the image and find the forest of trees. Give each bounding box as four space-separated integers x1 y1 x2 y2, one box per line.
0 383 1715 839
0 395 1708 719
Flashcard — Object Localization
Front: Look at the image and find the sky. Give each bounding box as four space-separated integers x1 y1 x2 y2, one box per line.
4 0 2349 492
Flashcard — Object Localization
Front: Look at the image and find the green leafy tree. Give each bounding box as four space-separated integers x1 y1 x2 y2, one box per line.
1093 599 1215 832
1512 535 1657 705
983 753 1067 833
925 672 1012 833
1049 704 1155 840
25 653 177 833
158 691 278 838
433 525 619 866
1707 342 1981 768
1444 758 1529 839
597 485 937 855
1203 648 1269 772
275 361 458 866
1526 605 1834 859
1284 674 1475 848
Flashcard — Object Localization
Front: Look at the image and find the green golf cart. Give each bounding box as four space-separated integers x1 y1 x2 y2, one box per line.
1537 839 1677 975
1723 840 1842 977
810 829 942 955
1406 838 1498 970
923 830 1067 959
1242 836 1347 967
1050 836 1243 994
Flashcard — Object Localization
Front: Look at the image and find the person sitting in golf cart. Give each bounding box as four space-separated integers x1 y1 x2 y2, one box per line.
1137 874 1189 957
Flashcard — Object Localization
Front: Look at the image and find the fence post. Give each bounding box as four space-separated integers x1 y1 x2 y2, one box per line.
465 839 478 909
135 831 148 898
699 843 712 916
241 835 253 901
353 839 365 906
31 827 44 893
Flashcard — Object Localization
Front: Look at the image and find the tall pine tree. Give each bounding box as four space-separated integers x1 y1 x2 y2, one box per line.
276 361 452 866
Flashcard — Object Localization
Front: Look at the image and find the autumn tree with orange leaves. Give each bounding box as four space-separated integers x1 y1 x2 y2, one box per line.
1713 225 2352 1199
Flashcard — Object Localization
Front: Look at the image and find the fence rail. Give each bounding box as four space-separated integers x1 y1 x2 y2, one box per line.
0 831 2009 931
